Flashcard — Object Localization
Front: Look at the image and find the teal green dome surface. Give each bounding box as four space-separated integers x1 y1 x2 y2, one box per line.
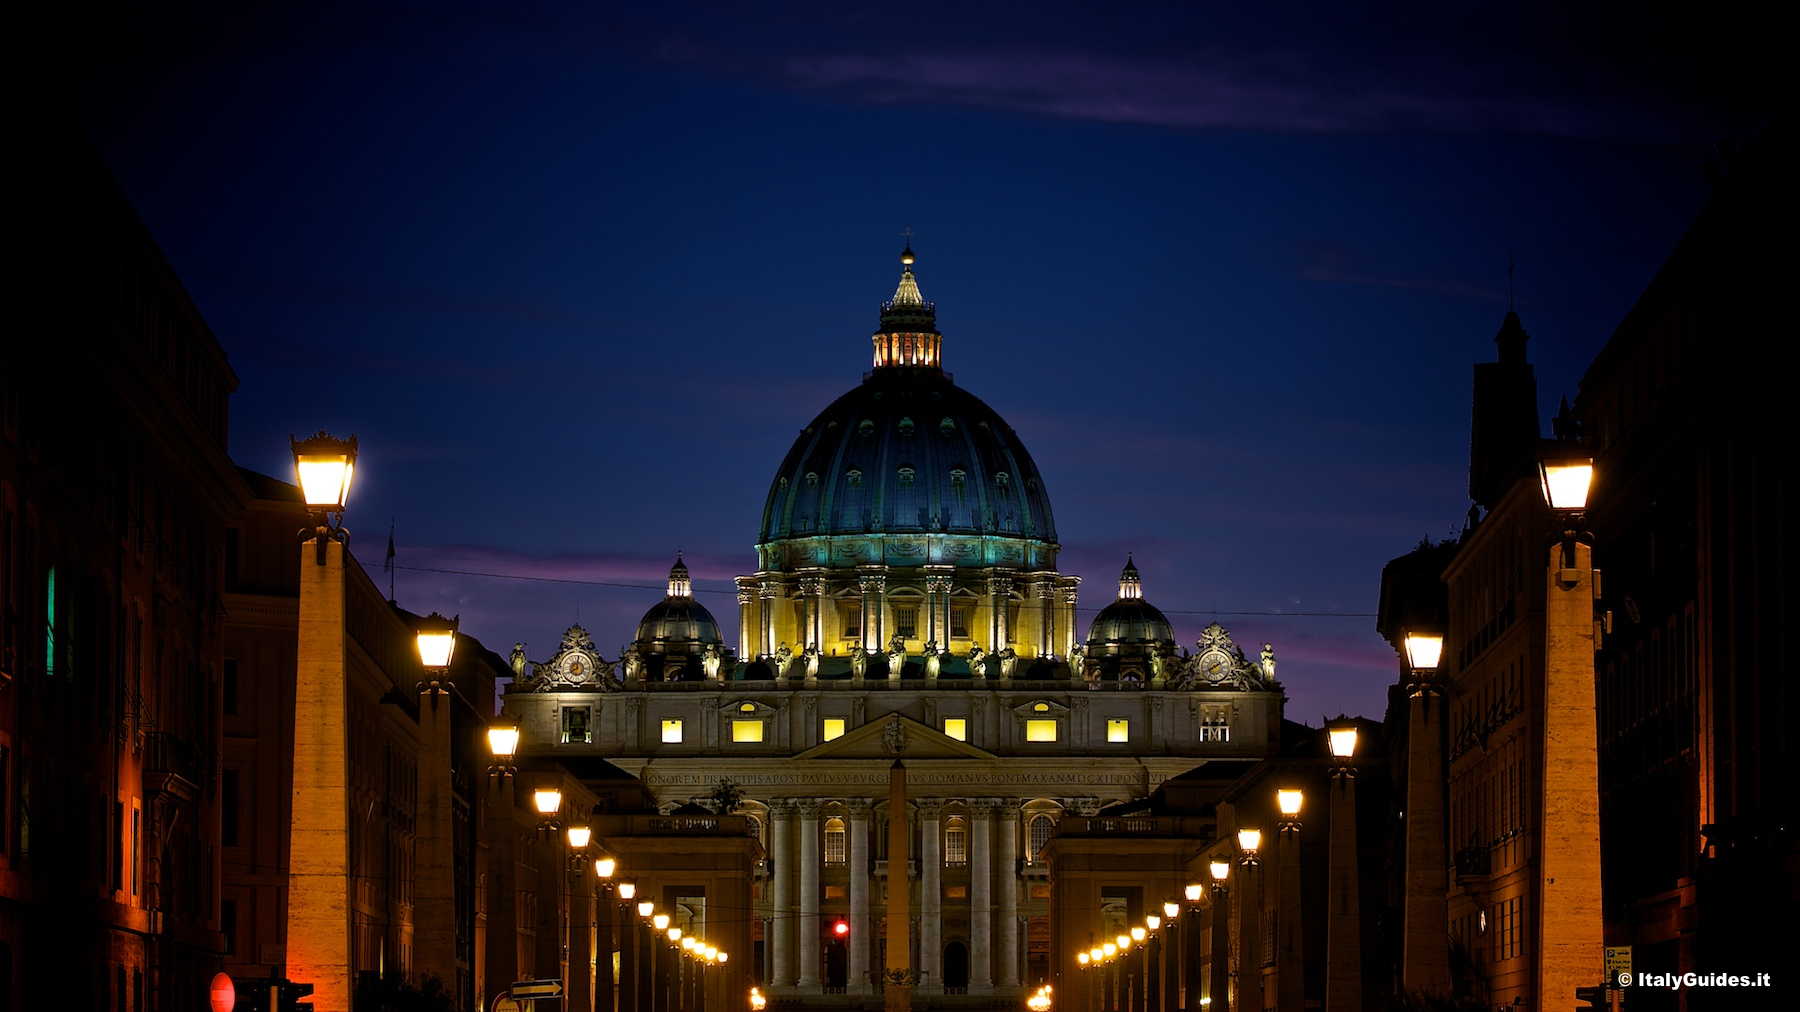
1086 597 1176 647
634 596 722 648
757 367 1057 547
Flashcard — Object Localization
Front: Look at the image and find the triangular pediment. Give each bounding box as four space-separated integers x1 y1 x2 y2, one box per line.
793 713 997 761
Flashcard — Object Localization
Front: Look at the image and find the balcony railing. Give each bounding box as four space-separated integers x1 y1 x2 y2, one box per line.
593 813 753 837
1057 816 1214 837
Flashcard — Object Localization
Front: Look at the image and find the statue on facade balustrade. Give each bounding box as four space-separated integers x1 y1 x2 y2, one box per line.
849 644 869 679
702 642 725 680
996 645 1018 679
802 643 821 679
773 642 793 678
885 634 908 676
967 642 987 678
922 639 942 678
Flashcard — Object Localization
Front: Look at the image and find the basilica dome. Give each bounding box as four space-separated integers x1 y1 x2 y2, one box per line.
757 249 1056 553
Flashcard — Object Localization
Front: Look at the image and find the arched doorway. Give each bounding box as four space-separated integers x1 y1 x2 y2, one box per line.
825 935 848 991
943 940 969 994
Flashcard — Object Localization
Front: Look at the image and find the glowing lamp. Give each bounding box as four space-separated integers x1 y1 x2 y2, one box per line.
1116 934 1131 950
209 973 236 1012
1184 883 1203 902
1277 789 1304 817
682 936 696 950
533 788 563 816
638 900 654 917
1403 632 1444 671
1130 927 1146 942
1102 943 1117 958
1236 828 1262 853
751 991 767 1010
1163 900 1181 918
487 723 521 759
567 825 592 849
1078 952 1090 967
1145 915 1161 931
414 613 458 671
595 856 617 879
1089 947 1103 962
719 951 729 963
1539 448 1595 512
834 919 850 936
1327 723 1359 759
706 945 719 960
653 913 670 931
291 432 357 510
619 882 636 900
1209 860 1230 882
668 927 683 942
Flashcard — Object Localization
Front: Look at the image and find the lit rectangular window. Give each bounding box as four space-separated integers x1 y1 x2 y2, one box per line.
822 718 846 741
894 606 918 639
942 718 967 741
44 566 55 675
1107 718 1130 743
1025 719 1058 742
949 601 974 639
841 602 861 639
660 719 684 743
731 720 764 743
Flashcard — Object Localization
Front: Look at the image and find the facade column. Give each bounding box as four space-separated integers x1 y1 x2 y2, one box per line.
1207 890 1229 1012
926 569 953 659
596 888 615 1012
1037 578 1056 657
1277 815 1303 1012
996 799 1020 987
569 871 594 1012
849 800 873 994
483 779 520 1002
798 801 823 989
1537 538 1604 1010
970 800 995 992
771 800 796 987
736 578 757 660
918 800 944 992
1401 676 1450 995
799 572 826 650
1235 859 1264 1012
415 683 457 991
619 896 638 1012
1061 586 1080 657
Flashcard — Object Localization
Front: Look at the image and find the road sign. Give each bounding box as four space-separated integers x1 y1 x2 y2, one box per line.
511 979 562 997
492 997 524 1012
1605 945 1633 985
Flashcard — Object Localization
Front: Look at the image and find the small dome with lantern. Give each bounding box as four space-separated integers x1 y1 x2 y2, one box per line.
633 554 723 650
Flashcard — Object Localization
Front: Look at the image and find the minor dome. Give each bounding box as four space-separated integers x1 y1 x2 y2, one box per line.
757 368 1057 545
634 555 722 649
1086 556 1176 647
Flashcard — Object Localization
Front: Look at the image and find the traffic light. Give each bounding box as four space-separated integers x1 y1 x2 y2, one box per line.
1573 984 1607 1007
278 980 314 1012
833 919 850 937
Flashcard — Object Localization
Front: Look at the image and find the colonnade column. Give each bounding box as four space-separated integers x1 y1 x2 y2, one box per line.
736 578 756 660
996 799 1020 988
1036 579 1056 657
919 801 943 992
970 800 995 993
859 572 887 653
568 868 593 1012
988 575 1013 649
1061 586 1080 657
770 800 796 987
759 581 781 658
799 573 825 650
798 801 822 989
926 570 953 653
849 800 873 994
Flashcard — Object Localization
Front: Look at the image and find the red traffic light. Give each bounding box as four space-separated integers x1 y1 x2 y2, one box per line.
833 920 849 936
209 974 236 1012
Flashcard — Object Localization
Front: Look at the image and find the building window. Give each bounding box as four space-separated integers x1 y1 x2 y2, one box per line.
130 803 140 894
822 718 846 741
113 800 124 891
221 898 237 955
731 720 764 743
1107 718 1130 743
561 706 592 744
945 817 967 865
1028 815 1056 863
221 769 239 847
824 817 846 864
43 566 55 676
1025 719 1058 742
949 600 974 638
841 602 862 639
894 606 919 639
1198 704 1231 743
942 718 967 741
661 719 684 743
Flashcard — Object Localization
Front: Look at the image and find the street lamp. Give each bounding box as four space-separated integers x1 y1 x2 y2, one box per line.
487 721 520 779
1276 789 1304 823
1327 720 1359 766
1537 445 1594 515
1163 900 1180 919
291 432 357 565
1275 791 1306 1012
1206 860 1230 1012
1402 632 1444 673
653 913 671 932
414 612 458 693
533 785 563 836
1237 828 1267 1012
1236 828 1262 863
619 881 636 900
1145 915 1160 931
567 825 593 850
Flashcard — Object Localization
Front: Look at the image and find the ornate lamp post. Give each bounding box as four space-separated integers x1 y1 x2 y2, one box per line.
1236 828 1267 1012
1160 901 1181 1012
1145 915 1163 1012
1275 791 1304 1012
284 431 358 1011
412 612 461 990
1130 927 1148 1012
1324 719 1362 1012
1534 442 1604 1007
1399 628 1451 997
487 721 521 779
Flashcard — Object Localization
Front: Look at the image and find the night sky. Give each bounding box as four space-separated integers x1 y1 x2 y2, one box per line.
74 2 1771 720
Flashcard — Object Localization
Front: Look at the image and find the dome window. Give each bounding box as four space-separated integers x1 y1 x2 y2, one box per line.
846 469 863 487
859 419 876 436
898 467 916 486
778 476 789 488
950 468 966 486
995 471 1010 487
939 417 956 435
805 472 820 487
898 416 915 435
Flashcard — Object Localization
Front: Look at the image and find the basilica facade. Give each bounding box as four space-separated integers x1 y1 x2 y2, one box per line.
502 248 1286 1002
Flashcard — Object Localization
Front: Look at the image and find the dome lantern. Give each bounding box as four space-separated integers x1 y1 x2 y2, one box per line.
1117 555 1143 599
666 554 691 598
873 242 943 370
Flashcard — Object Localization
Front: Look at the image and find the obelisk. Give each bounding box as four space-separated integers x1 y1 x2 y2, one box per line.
886 759 912 1012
